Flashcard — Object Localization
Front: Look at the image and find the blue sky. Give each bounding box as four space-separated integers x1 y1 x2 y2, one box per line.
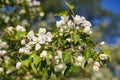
101 0 120 14
101 0 120 44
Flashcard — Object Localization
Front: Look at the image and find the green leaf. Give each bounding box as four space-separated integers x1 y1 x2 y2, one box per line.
55 11 68 16
33 54 40 67
15 32 26 40
62 51 71 63
21 58 31 67
84 48 91 61
64 63 75 76
100 48 112 62
31 63 37 74
81 57 87 69
42 68 48 76
73 33 80 44
64 1 74 10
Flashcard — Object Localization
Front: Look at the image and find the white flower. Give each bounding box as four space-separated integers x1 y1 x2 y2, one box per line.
19 9 26 14
75 55 84 66
40 50 47 58
56 20 65 28
61 15 68 22
0 41 9 49
77 55 84 62
93 65 100 72
33 0 41 6
94 61 100 67
99 54 108 60
38 34 46 44
39 12 44 17
7 26 13 32
54 56 60 64
37 28 47 44
16 25 26 32
75 62 81 66
45 32 52 42
27 30 37 41
19 46 31 55
5 16 9 23
93 61 100 71
73 15 85 24
0 50 7 55
82 21 91 27
21 39 26 45
27 28 52 51
27 31 41 51
54 64 65 72
16 62 22 69
6 70 13 74
66 38 71 42
0 67 4 73
0 39 2 43
57 50 62 59
67 20 73 28
99 41 105 46
83 26 92 35
76 26 80 30
35 43 41 51
38 28 46 35
19 47 25 53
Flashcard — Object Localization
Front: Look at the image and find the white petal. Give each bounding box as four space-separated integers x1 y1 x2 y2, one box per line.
16 62 21 69
38 28 46 34
27 31 35 40
35 43 41 51
45 32 52 42
28 41 36 45
61 15 68 22
38 35 46 44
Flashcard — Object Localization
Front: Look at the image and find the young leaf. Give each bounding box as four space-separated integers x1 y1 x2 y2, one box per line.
62 51 71 63
81 57 87 69
64 63 75 76
65 1 74 10
15 32 26 40
33 54 41 66
73 33 80 44
21 58 31 67
84 48 91 61
55 11 68 16
31 63 37 74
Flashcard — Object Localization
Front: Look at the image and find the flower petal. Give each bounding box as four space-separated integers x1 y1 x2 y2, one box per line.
35 43 41 51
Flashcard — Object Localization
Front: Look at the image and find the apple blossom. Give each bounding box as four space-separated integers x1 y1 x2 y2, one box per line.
73 15 85 24
16 25 26 32
40 50 47 58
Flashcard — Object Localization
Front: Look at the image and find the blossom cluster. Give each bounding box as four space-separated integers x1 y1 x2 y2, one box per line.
0 14 110 79
56 15 92 35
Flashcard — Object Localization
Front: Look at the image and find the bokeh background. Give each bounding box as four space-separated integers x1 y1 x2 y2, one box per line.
0 0 120 80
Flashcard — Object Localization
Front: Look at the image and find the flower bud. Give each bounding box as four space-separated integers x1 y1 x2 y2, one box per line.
99 41 105 46
16 62 21 69
21 39 26 45
99 54 108 60
16 25 26 32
